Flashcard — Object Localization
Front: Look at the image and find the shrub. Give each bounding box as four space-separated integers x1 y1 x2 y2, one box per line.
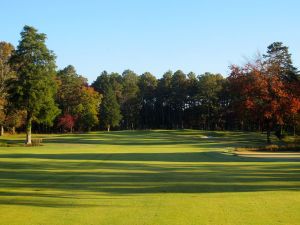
264 144 279 151
235 144 300 152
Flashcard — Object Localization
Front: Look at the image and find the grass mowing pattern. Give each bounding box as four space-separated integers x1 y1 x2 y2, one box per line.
0 130 299 225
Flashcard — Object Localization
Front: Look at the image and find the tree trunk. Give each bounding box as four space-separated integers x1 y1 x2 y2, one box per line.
107 125 110 132
293 115 296 137
12 126 15 134
0 125 4 136
26 115 32 145
267 130 271 143
265 119 271 143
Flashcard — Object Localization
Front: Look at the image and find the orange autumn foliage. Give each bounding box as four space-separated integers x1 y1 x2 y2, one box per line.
229 60 300 128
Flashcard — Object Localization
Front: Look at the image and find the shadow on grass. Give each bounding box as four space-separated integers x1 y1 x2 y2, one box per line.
0 130 270 148
0 151 299 208
0 151 299 162
0 130 299 208
44 130 280 149
0 198 102 208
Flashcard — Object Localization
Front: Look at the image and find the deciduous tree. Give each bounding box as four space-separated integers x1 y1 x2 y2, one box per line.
0 42 14 135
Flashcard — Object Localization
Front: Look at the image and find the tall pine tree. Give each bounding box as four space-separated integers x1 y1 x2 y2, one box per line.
9 26 60 144
92 71 122 131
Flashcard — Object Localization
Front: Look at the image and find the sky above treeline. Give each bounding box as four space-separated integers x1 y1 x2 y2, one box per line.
1 0 300 82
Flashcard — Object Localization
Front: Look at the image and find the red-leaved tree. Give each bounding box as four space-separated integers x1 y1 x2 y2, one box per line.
58 114 75 133
229 59 300 143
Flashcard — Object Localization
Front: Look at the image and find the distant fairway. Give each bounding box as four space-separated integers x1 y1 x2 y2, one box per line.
0 130 299 225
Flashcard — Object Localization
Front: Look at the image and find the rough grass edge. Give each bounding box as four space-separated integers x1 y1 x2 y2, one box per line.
235 143 300 152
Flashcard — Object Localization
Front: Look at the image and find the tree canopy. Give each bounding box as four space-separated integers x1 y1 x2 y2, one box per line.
8 26 60 144
1 26 300 143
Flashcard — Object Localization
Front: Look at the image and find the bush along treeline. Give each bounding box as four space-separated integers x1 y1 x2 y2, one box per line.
0 26 300 144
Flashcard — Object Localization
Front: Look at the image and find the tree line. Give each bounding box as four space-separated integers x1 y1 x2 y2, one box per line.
0 26 299 144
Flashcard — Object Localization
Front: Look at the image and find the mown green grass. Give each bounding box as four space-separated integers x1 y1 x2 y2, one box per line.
0 130 299 225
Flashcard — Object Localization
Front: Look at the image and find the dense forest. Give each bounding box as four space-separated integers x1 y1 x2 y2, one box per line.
1 26 300 143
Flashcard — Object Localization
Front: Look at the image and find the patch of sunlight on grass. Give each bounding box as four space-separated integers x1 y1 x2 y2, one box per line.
0 130 299 225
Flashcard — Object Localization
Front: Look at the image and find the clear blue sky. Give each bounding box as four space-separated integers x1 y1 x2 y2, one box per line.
1 0 299 82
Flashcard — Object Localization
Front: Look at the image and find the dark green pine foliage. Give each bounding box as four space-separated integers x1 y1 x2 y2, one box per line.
138 72 157 129
198 73 225 130
156 71 173 128
121 70 140 130
101 86 122 131
184 72 200 128
92 71 122 131
8 26 60 144
264 42 299 81
170 70 187 129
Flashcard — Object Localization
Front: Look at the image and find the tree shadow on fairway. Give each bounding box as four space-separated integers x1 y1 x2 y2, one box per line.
0 151 299 162
0 151 299 208
0 130 270 148
0 198 102 208
0 131 299 208
42 130 276 149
